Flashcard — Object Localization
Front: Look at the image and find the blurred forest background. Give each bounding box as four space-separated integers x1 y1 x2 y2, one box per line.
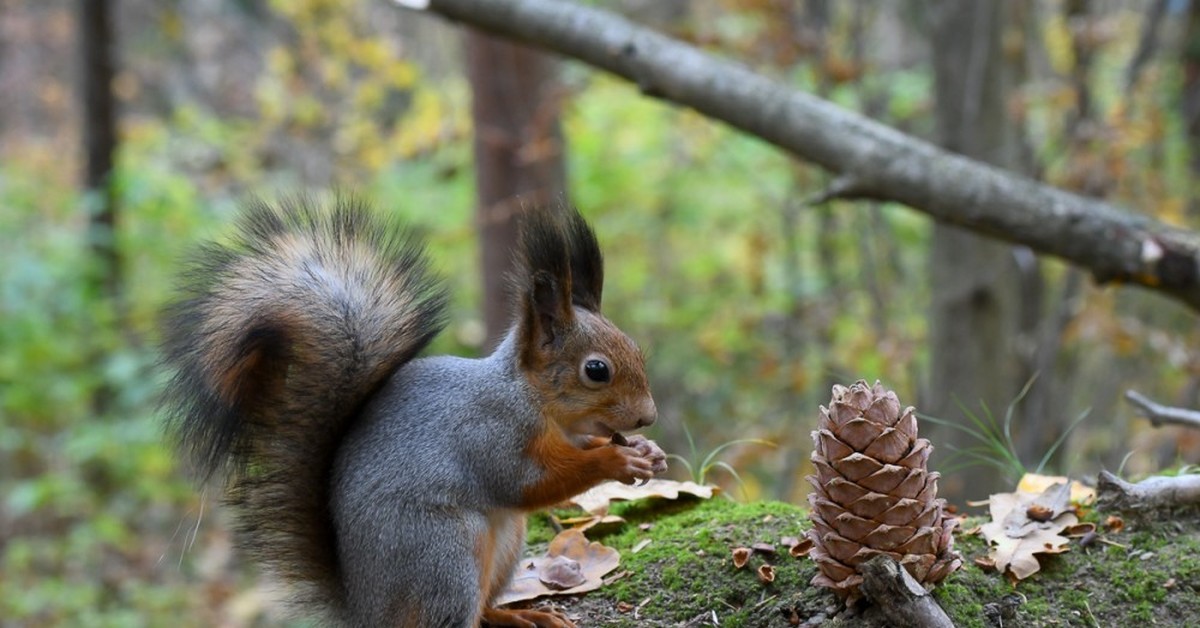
2 0 1199 624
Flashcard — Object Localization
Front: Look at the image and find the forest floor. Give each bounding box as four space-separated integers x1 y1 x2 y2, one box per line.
516 496 1200 627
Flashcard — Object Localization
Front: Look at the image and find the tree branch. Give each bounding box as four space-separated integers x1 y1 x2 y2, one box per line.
1097 470 1200 514
1124 390 1200 431
413 0 1200 311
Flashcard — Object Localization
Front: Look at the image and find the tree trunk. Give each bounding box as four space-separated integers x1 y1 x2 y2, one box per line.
1182 0 1200 220
80 0 120 416
925 0 1028 500
81 0 119 301
466 31 568 347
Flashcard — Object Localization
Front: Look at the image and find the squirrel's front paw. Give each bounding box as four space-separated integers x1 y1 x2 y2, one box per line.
606 445 658 484
622 434 668 475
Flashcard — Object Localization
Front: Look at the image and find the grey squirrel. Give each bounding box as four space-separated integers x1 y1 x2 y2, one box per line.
161 197 667 627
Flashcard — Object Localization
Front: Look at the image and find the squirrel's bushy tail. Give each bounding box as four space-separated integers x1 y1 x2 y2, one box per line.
161 196 446 615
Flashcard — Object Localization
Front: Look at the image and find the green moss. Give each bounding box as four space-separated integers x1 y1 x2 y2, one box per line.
521 499 1200 626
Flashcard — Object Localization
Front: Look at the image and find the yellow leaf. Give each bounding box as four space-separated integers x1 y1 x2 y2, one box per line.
1016 473 1095 505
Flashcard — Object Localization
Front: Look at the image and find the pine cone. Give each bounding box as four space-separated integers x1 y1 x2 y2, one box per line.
807 380 961 601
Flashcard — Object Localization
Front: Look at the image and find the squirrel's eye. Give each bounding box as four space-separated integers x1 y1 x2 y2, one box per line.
582 359 611 384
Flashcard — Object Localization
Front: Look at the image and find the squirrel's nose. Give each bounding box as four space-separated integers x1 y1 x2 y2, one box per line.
636 397 657 428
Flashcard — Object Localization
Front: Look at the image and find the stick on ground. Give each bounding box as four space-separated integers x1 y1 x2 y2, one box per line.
858 555 956 628
1097 470 1200 514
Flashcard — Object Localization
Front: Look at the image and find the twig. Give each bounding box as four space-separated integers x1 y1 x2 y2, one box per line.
806 175 867 206
1124 390 1200 430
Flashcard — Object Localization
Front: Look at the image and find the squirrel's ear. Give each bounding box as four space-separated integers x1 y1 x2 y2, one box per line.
564 206 603 313
515 206 576 365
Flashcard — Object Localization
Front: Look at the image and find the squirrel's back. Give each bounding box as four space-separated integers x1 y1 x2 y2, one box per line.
160 196 447 616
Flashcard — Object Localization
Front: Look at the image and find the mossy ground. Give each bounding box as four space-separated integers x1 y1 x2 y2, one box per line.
515 498 1200 627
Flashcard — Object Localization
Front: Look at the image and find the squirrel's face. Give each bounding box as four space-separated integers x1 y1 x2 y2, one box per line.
524 308 657 443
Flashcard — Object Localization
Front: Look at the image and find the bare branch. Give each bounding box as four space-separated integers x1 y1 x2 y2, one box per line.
1124 390 1200 431
413 0 1200 311
1097 470 1200 514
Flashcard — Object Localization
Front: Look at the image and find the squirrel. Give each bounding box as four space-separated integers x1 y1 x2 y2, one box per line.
161 197 667 628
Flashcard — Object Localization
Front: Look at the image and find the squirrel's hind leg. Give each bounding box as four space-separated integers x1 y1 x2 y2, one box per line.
478 512 576 628
338 509 482 628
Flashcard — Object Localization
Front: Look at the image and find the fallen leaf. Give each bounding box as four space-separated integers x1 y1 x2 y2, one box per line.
732 547 751 569
570 480 717 515
616 601 634 613
1104 515 1124 533
980 485 1076 581
495 529 620 605
631 539 652 554
998 481 1073 538
981 525 1072 579
1025 481 1072 522
556 514 627 534
1016 473 1095 504
757 564 776 583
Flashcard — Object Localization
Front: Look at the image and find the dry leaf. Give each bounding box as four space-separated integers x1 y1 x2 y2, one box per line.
495 529 620 605
1104 515 1124 533
732 547 751 569
631 539 652 554
1025 481 1072 522
557 514 627 534
570 480 716 515
980 484 1076 581
757 564 776 583
1016 473 1095 504
980 525 1072 580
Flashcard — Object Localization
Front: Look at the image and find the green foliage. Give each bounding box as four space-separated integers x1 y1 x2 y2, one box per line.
666 422 775 499
922 377 1091 484
4 0 1200 624
591 498 815 626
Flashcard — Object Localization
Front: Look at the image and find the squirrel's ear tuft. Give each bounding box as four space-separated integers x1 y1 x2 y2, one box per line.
564 206 603 313
515 205 575 359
